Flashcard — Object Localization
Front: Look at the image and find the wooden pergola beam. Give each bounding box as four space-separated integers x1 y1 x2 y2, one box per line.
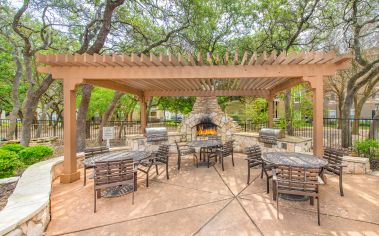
39 63 347 80
144 89 270 98
83 79 143 97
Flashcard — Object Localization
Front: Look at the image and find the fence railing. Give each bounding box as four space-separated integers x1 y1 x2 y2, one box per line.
0 119 181 141
1 118 379 149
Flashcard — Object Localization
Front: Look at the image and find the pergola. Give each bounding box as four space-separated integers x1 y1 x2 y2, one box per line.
37 51 351 183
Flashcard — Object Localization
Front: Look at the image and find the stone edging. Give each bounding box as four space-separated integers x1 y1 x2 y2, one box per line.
0 146 129 236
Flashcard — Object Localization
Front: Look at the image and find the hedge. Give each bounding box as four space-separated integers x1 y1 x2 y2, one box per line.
0 149 21 178
18 145 54 165
1 144 26 153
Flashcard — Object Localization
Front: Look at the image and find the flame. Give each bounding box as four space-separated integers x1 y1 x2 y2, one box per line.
197 127 217 136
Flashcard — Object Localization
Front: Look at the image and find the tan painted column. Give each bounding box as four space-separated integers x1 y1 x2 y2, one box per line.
139 97 147 133
305 76 324 157
267 96 274 128
61 79 80 183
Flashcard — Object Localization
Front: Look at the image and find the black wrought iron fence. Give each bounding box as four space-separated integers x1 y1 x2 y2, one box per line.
2 118 379 149
0 119 180 141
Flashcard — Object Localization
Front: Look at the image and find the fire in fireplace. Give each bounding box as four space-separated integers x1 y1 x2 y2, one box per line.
196 117 217 136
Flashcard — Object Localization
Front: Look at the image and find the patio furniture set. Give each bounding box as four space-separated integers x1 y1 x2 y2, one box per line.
82 135 234 213
82 133 345 226
246 145 345 225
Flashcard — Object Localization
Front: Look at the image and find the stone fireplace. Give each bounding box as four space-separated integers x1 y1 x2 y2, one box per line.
179 96 240 141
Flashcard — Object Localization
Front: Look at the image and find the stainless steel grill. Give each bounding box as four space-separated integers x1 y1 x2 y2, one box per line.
145 127 168 142
258 128 285 145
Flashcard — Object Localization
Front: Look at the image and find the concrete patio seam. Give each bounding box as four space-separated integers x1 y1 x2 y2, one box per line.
47 197 233 236
191 198 234 236
238 194 379 227
212 166 264 235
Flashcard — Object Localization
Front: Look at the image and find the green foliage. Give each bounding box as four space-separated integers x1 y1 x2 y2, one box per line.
354 139 379 159
1 144 26 153
0 149 21 178
159 97 196 115
244 97 268 124
18 145 54 165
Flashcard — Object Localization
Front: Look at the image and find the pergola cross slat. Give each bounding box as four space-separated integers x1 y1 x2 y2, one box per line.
36 50 352 184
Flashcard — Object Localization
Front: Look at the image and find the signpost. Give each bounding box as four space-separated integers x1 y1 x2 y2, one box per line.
103 127 114 148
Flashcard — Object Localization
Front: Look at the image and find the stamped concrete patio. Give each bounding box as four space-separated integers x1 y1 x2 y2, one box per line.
46 153 379 236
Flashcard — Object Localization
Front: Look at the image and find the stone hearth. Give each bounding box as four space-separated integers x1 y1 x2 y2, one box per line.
179 97 240 141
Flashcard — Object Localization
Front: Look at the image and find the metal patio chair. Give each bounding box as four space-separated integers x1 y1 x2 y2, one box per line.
273 165 324 225
83 146 109 186
175 140 198 169
320 147 345 196
245 145 275 193
138 144 170 187
94 159 135 213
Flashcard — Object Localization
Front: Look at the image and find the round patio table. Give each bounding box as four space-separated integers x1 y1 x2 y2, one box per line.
262 152 328 201
188 140 222 166
83 150 151 197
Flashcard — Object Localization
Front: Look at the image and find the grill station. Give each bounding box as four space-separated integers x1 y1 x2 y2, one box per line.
258 128 285 147
145 127 168 143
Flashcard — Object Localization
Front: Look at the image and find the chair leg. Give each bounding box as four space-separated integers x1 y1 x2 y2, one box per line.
260 164 264 179
166 163 169 179
221 157 224 171
132 191 135 205
94 188 96 213
276 192 279 219
317 196 320 226
247 165 250 185
273 181 277 201
155 164 159 175
339 170 344 197
84 167 87 186
194 154 199 168
178 155 181 170
310 197 314 206
231 153 235 167
266 177 270 194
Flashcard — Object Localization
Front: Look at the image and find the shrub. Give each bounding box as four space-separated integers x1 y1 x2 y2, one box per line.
354 139 379 159
18 145 54 165
0 149 21 178
1 144 26 153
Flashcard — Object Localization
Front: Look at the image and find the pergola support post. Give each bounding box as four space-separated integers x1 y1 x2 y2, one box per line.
60 79 81 183
139 97 148 133
304 76 324 157
267 96 274 128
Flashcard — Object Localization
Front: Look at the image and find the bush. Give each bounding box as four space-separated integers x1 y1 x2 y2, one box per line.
1 144 26 153
18 145 54 165
354 139 379 159
0 149 22 178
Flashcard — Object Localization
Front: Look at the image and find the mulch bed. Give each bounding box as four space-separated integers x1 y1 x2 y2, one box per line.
0 182 17 211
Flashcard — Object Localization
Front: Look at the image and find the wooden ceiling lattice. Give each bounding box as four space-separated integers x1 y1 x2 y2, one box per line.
36 51 352 98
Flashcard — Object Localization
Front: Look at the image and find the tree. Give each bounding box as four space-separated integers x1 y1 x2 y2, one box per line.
337 0 379 147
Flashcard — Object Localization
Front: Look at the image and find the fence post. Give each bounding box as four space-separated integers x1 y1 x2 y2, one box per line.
15 119 18 140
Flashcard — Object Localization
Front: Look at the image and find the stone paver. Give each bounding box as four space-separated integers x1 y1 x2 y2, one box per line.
46 154 379 236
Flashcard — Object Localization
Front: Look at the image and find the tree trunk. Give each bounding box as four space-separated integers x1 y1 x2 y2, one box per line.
118 112 128 138
284 90 294 135
6 50 22 141
341 91 354 148
97 91 124 145
76 84 93 151
20 54 54 146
